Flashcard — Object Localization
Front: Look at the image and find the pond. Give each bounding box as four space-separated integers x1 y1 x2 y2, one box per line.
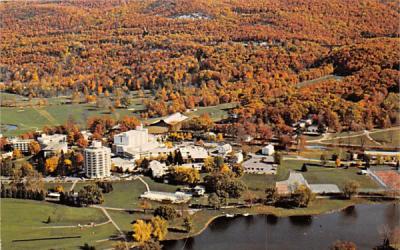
305 145 328 150
164 203 399 250
1 124 18 131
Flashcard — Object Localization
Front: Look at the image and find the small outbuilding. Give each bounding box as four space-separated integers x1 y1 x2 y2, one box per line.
261 144 275 156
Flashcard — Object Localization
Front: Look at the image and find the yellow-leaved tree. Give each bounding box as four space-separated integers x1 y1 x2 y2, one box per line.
170 167 200 185
29 141 41 155
151 216 168 240
45 156 59 173
132 220 152 243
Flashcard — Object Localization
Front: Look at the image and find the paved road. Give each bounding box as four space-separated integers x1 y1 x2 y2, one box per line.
69 179 78 191
135 176 150 192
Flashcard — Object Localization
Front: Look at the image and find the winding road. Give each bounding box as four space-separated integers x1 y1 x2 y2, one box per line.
306 127 399 146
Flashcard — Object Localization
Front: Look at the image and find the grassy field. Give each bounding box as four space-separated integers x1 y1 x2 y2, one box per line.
279 159 379 189
102 180 148 209
101 178 183 209
316 127 400 148
1 90 236 136
241 173 275 195
1 199 117 250
187 102 238 121
1 103 137 136
296 74 344 89
369 128 400 147
324 135 381 147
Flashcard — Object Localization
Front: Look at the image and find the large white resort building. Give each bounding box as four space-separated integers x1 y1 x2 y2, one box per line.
84 141 111 179
113 124 172 159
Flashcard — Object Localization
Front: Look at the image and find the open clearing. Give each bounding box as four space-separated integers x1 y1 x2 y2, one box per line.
296 74 344 89
279 160 379 190
1 92 236 136
308 127 400 148
1 199 117 250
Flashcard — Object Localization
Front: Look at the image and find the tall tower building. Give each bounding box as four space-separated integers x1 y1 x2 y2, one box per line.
84 141 111 178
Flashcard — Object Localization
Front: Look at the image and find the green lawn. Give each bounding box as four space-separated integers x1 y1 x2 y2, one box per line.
1 199 117 250
101 178 182 209
141 176 182 192
241 173 275 194
102 180 147 209
107 210 152 233
279 160 379 189
1 103 137 136
289 147 343 160
327 135 380 147
186 102 238 121
316 127 400 148
369 128 400 147
1 94 237 136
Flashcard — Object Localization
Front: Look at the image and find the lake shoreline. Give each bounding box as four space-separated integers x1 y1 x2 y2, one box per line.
164 198 382 241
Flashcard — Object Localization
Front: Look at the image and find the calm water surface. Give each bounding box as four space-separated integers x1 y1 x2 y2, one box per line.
164 203 399 250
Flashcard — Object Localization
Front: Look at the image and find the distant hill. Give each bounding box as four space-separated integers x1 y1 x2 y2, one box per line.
0 0 399 130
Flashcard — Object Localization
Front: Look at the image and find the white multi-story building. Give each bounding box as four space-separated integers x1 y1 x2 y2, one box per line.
113 124 172 159
114 125 149 152
84 141 111 179
10 138 33 153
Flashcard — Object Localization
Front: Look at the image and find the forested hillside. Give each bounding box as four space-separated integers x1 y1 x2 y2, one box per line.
1 0 399 131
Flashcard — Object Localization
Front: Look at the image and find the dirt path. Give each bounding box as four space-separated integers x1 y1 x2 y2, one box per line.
364 130 382 146
93 205 129 250
38 219 111 229
135 176 150 192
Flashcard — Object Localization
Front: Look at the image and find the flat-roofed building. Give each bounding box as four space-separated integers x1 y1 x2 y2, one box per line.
84 141 111 179
113 124 169 159
179 146 208 162
10 138 33 153
111 157 136 172
37 134 66 146
37 134 68 157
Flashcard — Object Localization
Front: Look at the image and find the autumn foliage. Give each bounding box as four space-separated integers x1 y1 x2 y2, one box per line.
0 0 398 131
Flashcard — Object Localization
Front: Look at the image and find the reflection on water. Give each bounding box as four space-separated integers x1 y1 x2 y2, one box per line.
266 214 278 225
164 203 399 250
385 203 400 227
244 215 254 228
289 215 313 227
183 237 195 249
342 205 358 220
209 216 237 232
